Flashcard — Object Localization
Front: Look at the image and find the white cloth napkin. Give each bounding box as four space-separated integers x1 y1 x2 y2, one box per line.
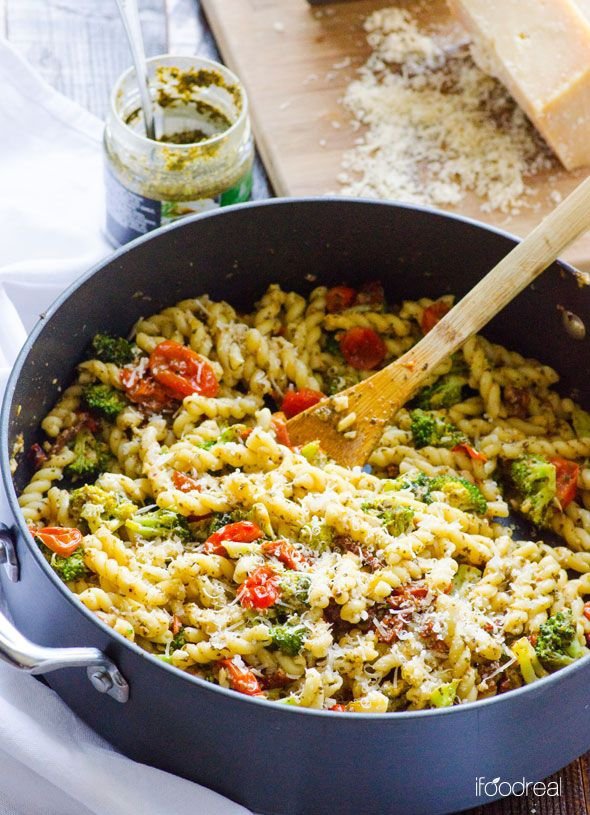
0 39 251 815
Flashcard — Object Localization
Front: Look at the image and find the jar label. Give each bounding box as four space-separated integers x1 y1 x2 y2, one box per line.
105 165 253 247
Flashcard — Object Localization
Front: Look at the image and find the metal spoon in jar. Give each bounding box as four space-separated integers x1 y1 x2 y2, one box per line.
115 0 156 140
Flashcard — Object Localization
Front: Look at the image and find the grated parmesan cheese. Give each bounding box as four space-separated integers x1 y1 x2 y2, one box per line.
339 7 556 214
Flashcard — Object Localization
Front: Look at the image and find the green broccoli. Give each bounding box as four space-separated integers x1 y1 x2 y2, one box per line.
65 428 111 482
572 407 590 439
430 679 459 707
279 573 312 611
325 369 361 396
429 474 487 515
451 564 482 594
300 518 333 551
534 610 588 670
511 455 556 526
324 333 342 356
512 636 548 684
45 547 89 582
383 472 433 503
410 410 465 450
83 383 128 420
90 333 136 366
361 501 414 536
207 510 249 535
269 623 306 656
170 627 187 651
70 484 137 532
415 374 466 410
126 507 191 542
198 427 239 450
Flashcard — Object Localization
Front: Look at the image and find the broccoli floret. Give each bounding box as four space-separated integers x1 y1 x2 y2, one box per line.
361 501 414 536
410 410 465 450
534 610 588 670
83 383 128 420
430 680 459 707
383 472 433 503
207 510 249 535
572 407 590 439
512 636 548 684
300 518 333 552
198 427 239 450
429 474 487 515
45 547 89 582
511 455 556 526
126 507 191 542
279 573 312 611
415 374 465 410
325 369 361 396
324 333 342 356
65 428 111 482
451 564 482 594
269 623 306 656
90 333 135 366
170 627 187 651
70 484 137 532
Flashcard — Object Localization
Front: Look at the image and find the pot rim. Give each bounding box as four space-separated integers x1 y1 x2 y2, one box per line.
2 195 588 719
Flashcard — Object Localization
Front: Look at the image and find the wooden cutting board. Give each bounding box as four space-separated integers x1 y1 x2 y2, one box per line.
202 0 590 271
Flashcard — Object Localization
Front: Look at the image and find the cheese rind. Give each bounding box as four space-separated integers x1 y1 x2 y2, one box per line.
448 0 590 170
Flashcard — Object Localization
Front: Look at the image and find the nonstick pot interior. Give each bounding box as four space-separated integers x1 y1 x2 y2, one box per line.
3 198 590 815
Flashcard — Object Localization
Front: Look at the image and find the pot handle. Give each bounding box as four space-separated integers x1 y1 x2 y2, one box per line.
0 526 129 703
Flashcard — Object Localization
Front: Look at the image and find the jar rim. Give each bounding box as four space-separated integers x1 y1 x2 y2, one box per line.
108 54 250 150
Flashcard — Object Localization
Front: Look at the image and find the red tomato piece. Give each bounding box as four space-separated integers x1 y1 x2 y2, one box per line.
355 280 385 306
33 526 82 557
204 521 263 557
339 327 386 370
237 565 281 609
326 286 357 313
551 457 579 509
120 367 175 412
420 301 451 334
218 657 263 696
452 443 488 462
328 704 347 712
28 443 48 470
271 415 293 448
171 471 202 493
261 540 309 570
171 614 183 636
281 389 324 419
583 601 590 622
149 340 219 399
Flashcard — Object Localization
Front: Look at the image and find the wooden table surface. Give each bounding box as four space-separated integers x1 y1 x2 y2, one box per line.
0 2 588 814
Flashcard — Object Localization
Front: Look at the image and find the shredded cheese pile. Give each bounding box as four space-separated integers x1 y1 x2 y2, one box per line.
339 7 556 214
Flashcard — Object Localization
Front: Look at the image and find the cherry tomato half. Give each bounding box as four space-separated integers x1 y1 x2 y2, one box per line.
237 565 281 610
551 457 579 509
583 601 590 622
33 526 83 557
149 340 219 399
120 367 175 412
328 704 348 712
339 327 386 370
261 540 310 570
204 521 263 557
420 301 451 334
218 657 263 696
171 471 202 493
281 388 324 419
355 280 385 307
326 286 357 313
271 415 293 448
452 443 488 462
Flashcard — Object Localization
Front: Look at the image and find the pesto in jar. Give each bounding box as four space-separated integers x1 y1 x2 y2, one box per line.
104 56 254 247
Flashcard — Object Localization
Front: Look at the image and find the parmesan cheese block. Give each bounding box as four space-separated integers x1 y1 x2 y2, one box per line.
448 0 590 170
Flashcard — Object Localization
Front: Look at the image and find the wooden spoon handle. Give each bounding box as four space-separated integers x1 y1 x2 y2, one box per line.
367 174 590 412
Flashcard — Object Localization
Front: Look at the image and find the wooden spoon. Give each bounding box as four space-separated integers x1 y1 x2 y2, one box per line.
287 176 590 467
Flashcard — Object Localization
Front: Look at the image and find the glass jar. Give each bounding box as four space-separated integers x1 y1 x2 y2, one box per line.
104 55 254 247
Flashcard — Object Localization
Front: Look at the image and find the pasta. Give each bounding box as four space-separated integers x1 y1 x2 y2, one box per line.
18 282 590 712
